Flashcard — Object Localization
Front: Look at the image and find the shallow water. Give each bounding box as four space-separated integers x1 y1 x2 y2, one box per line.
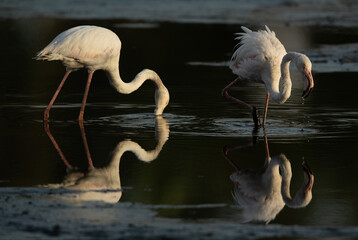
1 7 358 239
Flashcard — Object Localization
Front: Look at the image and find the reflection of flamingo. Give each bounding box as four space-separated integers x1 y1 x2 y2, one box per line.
43 116 169 203
35 25 170 122
222 26 314 127
223 133 314 223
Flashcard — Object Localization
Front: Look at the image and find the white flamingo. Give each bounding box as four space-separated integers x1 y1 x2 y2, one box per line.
35 25 170 122
223 133 314 223
43 116 169 203
222 26 314 127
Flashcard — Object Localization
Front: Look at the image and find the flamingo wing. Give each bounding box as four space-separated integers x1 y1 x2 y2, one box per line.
230 26 287 82
35 26 122 71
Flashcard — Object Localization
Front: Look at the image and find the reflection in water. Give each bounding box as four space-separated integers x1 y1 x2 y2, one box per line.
43 116 169 203
223 131 314 224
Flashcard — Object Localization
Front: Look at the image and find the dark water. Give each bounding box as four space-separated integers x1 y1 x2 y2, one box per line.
1 17 358 229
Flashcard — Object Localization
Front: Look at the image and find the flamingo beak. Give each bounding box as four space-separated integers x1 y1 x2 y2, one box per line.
302 162 314 192
302 70 314 99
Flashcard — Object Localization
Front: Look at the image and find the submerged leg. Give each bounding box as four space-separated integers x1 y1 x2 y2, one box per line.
262 93 270 127
44 70 71 121
221 77 260 127
78 72 94 122
223 141 255 171
43 121 72 170
79 120 94 169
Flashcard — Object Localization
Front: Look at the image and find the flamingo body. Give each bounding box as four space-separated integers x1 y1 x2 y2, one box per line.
36 26 121 72
35 25 169 121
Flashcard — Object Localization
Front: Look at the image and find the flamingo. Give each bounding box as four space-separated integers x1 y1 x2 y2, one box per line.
223 133 314 223
35 25 170 122
222 26 314 127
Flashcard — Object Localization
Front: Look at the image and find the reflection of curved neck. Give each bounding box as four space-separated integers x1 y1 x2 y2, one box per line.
108 116 169 170
44 116 169 187
280 156 311 208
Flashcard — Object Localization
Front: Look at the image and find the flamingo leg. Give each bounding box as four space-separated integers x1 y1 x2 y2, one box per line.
79 120 94 169
222 77 260 127
44 70 71 121
262 93 270 127
222 146 241 172
43 121 72 170
78 72 94 122
223 141 254 171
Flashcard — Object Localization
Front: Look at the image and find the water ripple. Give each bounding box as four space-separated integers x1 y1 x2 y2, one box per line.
85 113 318 138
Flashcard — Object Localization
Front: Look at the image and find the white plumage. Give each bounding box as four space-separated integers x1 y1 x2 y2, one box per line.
36 26 122 72
230 26 286 83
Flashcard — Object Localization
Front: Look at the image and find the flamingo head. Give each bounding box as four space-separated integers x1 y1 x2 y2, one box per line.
302 161 314 193
295 54 314 99
154 86 170 115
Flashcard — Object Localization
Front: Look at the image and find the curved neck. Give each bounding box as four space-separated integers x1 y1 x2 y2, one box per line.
106 67 166 94
106 67 169 115
269 52 299 104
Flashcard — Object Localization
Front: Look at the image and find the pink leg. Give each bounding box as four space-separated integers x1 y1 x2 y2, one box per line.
79 120 94 169
222 77 260 127
78 72 94 122
262 93 270 127
44 70 71 121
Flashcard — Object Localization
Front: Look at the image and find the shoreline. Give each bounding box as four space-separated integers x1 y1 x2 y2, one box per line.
1 0 358 27
2 187 358 239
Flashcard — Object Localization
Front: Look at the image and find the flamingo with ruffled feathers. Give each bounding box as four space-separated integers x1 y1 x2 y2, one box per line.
35 25 170 122
222 26 314 127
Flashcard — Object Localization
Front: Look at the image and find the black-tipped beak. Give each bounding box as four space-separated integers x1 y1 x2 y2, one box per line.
302 161 314 191
302 71 314 99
